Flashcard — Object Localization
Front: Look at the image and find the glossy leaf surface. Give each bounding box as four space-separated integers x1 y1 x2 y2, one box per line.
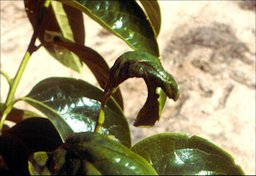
105 51 180 126
132 133 244 175
29 132 157 175
24 0 84 72
50 40 123 109
60 0 159 56
25 78 131 147
138 0 161 36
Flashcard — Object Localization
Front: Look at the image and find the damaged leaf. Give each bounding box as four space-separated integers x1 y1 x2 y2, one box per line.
104 51 180 126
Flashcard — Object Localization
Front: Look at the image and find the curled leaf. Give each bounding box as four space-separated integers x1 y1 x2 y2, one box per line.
104 51 180 126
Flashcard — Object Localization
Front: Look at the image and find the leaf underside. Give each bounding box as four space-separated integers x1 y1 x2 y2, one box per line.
138 0 161 36
24 0 85 72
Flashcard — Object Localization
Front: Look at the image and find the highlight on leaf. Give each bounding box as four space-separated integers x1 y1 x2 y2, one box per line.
60 0 159 56
24 77 131 147
132 133 244 175
0 0 248 175
101 51 180 127
28 132 157 175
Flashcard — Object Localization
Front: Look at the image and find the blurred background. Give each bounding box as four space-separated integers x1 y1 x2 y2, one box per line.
1 1 255 174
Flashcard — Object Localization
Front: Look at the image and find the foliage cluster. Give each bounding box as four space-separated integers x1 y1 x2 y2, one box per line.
0 0 244 175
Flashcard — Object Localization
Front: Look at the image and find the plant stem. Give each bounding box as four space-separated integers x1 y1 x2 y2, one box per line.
4 52 31 106
94 107 105 133
94 91 112 133
0 0 52 134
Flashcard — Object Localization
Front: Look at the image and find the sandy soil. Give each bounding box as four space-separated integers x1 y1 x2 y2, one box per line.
1 1 255 174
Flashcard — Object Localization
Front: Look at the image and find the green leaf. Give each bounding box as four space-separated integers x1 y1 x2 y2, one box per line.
82 160 102 175
157 87 167 115
60 0 159 56
50 40 124 109
104 51 180 127
24 77 131 147
29 132 157 175
138 0 161 36
23 96 74 144
28 152 51 175
51 1 85 45
24 0 85 72
132 133 245 175
7 118 62 153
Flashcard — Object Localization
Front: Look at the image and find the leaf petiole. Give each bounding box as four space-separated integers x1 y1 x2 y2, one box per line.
4 52 31 106
94 108 105 133
94 90 113 133
0 98 23 134
0 70 12 86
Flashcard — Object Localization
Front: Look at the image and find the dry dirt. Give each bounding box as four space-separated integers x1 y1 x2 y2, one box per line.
1 1 255 174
